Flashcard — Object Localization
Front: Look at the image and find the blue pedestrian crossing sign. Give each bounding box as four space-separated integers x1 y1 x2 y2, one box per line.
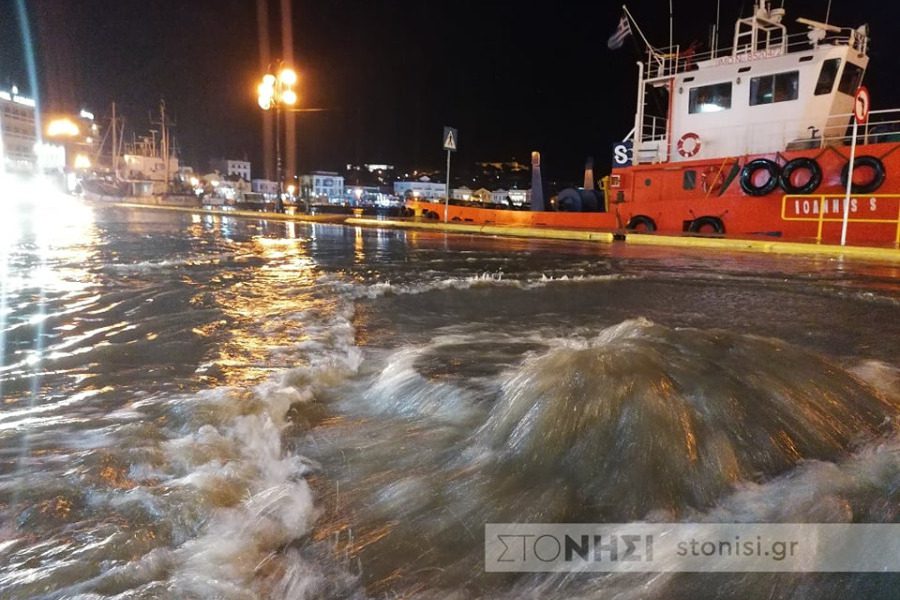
443 126 458 152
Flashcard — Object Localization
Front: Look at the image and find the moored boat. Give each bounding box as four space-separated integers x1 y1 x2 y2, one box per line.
81 101 199 208
408 1 900 246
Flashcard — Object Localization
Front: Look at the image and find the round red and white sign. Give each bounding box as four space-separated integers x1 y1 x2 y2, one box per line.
854 86 870 124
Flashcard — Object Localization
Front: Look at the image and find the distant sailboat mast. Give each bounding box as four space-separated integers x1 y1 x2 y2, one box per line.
111 102 118 181
161 100 169 194
150 99 172 194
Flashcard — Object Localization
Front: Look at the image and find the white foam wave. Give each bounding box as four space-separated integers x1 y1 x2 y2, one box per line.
349 346 480 423
61 283 364 598
106 252 249 273
321 271 627 300
157 303 361 596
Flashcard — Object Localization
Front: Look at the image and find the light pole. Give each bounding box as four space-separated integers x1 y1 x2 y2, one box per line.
257 65 297 213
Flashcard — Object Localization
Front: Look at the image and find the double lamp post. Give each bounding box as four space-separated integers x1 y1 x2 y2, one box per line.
257 65 297 212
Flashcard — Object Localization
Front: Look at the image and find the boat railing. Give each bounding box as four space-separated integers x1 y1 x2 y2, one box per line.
643 29 861 79
857 109 900 145
641 115 667 142
818 109 900 147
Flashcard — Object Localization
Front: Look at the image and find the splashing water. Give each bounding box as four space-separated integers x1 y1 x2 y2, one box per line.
0 202 898 599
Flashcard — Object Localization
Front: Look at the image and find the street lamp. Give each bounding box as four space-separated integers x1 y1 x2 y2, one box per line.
257 65 298 213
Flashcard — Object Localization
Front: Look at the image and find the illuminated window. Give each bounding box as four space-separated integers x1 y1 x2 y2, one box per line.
750 71 799 106
688 82 732 114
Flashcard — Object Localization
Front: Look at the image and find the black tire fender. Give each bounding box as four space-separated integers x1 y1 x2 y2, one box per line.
840 155 885 194
740 159 781 196
779 157 822 194
625 215 657 232
688 216 725 234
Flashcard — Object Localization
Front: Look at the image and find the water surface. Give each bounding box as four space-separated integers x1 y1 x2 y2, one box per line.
0 196 898 599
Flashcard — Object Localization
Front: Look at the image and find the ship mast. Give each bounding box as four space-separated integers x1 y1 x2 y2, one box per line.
111 102 118 181
150 99 172 194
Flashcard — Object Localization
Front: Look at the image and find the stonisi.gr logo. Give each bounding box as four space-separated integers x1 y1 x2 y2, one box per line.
484 523 900 573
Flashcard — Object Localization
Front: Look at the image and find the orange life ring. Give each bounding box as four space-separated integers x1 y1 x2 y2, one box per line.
677 132 701 158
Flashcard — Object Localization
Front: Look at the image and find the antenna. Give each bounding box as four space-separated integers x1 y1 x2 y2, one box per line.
668 0 673 53
825 0 832 26
712 0 721 58
796 17 841 33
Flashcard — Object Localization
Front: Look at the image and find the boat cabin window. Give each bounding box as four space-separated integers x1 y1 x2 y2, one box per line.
749 71 799 106
838 62 865 95
815 58 841 95
688 82 732 114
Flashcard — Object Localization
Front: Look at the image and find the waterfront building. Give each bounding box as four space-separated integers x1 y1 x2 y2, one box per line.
251 179 279 200
0 86 37 172
471 188 493 203
42 109 99 173
202 173 249 202
507 188 532 207
1 87 98 176
393 177 446 201
491 188 508 205
451 186 472 201
210 158 251 181
300 171 345 203
346 184 396 206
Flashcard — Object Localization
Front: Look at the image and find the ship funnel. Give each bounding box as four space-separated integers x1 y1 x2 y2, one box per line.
530 151 544 211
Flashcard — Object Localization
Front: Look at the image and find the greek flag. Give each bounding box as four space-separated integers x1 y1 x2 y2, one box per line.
607 15 632 50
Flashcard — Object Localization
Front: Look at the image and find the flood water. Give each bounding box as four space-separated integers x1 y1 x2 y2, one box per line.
1 194 898 599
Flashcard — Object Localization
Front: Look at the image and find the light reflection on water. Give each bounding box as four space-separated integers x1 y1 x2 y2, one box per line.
0 197 897 599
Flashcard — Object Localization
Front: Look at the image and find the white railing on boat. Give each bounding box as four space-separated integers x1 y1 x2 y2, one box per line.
642 29 864 80
641 115 667 142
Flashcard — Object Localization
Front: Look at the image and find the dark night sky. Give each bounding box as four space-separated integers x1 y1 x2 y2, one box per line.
2 0 899 183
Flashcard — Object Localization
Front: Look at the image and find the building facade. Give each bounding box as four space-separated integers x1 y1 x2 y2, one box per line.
472 188 493 203
210 159 251 181
251 179 279 200
394 178 446 200
300 171 345 203
491 189 508 204
0 86 37 173
346 184 396 206
451 186 473 201
507 188 532 207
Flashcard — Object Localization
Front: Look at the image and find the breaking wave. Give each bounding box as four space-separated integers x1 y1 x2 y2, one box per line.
300 318 899 597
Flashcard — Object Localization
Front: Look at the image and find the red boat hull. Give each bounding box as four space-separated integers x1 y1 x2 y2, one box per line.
408 142 900 247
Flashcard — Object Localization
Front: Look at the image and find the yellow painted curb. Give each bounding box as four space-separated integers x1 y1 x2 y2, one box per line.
345 218 616 243
624 233 900 262
109 202 348 223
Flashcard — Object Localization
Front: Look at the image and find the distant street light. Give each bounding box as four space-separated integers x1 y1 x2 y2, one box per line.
73 154 91 170
46 118 80 138
257 63 298 213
